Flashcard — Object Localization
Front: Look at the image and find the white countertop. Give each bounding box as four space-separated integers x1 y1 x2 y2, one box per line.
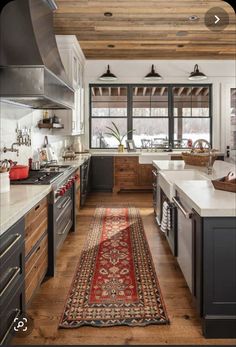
174 180 236 217
57 154 91 167
153 160 235 180
0 155 90 237
0 185 52 236
153 159 236 217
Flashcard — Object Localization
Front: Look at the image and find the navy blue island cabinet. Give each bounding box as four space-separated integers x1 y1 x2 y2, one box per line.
192 210 236 338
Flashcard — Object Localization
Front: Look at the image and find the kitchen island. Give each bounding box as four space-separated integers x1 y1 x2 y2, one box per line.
152 159 236 338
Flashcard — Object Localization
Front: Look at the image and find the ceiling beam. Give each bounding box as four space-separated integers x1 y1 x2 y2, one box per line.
143 87 147 96
108 87 111 96
99 87 103 96
134 87 138 96
203 88 209 96
195 87 204 96
186 88 192 96
178 87 185 96
91 87 95 96
118 87 120 96
160 87 166 96
152 87 156 96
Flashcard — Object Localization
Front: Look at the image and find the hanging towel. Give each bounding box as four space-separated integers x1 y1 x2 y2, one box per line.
160 201 171 233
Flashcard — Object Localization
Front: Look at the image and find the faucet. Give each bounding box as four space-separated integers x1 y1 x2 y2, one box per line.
207 149 214 175
3 143 19 157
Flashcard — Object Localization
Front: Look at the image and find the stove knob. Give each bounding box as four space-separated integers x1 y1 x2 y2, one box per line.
66 183 70 189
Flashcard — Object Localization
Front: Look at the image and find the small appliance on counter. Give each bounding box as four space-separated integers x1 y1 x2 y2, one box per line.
62 146 76 160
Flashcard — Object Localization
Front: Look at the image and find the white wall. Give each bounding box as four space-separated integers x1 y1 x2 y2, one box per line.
84 60 236 152
0 102 73 165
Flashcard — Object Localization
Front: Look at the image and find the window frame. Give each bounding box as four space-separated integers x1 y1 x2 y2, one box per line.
89 83 212 149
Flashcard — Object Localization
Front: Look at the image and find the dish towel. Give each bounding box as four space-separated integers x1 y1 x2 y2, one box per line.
160 201 171 233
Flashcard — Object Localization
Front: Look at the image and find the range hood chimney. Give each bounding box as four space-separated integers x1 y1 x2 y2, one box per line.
0 0 74 109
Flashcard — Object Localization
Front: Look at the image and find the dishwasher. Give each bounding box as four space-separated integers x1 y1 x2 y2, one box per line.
173 195 193 293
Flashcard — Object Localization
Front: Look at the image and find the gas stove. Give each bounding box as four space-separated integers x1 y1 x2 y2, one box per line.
10 170 62 185
10 165 74 185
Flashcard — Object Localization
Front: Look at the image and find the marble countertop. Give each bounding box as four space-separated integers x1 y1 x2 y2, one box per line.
174 180 236 217
57 154 91 167
0 185 52 236
0 155 91 237
153 160 234 180
153 159 236 217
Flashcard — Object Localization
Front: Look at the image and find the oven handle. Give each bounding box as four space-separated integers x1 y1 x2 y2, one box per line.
173 197 192 219
57 220 72 235
58 197 71 210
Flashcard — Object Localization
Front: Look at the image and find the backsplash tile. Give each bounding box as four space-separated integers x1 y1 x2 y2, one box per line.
0 102 73 165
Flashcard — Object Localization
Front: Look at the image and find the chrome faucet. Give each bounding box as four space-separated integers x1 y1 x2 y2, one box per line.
207 149 214 175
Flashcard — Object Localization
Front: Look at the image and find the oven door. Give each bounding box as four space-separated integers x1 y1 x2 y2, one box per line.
54 188 73 251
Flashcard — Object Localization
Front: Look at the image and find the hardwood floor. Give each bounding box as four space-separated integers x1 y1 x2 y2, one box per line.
12 192 236 345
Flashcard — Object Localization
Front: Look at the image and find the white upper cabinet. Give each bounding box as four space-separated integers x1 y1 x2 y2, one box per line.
55 35 85 135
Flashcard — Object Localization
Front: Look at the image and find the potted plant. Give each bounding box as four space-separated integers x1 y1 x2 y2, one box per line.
105 122 135 152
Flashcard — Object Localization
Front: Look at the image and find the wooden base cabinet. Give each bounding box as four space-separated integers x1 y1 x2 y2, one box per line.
24 197 48 306
192 211 236 338
114 156 152 192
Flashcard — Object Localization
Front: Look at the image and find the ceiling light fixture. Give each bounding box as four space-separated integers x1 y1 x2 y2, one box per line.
144 65 162 80
188 15 199 21
104 12 113 17
99 65 117 81
188 64 207 80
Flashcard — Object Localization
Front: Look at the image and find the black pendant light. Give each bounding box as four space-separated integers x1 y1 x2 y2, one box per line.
99 65 117 81
144 65 162 80
188 64 207 80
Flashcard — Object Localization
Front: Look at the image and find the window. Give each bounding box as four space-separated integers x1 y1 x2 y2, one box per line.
90 84 212 149
90 86 127 148
173 86 211 148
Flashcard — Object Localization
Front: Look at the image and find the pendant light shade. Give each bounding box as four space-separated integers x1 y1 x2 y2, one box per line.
99 65 117 81
144 65 162 80
188 64 207 80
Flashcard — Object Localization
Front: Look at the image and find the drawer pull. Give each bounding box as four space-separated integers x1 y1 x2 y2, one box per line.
0 234 22 259
1 308 21 345
35 204 40 211
0 267 21 297
36 246 41 253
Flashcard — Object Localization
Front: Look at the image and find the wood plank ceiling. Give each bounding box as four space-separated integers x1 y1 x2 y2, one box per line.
53 0 236 59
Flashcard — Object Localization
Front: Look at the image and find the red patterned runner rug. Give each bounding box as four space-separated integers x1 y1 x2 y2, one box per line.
59 206 169 328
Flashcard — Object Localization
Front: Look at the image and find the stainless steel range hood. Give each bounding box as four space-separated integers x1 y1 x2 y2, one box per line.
0 0 74 109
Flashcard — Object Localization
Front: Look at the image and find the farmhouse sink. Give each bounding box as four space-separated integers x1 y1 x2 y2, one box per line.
159 170 208 200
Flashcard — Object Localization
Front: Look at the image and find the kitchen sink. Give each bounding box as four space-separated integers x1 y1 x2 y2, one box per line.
159 170 208 200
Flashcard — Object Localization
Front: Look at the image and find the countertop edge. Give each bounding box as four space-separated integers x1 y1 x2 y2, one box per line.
0 185 52 237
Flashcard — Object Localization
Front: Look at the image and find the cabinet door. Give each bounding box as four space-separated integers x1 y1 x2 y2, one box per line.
192 210 203 316
138 164 152 187
91 156 114 191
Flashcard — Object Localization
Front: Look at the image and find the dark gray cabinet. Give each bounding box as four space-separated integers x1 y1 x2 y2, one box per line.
0 218 25 345
192 210 236 338
91 156 114 192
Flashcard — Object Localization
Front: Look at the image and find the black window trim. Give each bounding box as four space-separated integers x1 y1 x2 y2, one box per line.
89 83 212 149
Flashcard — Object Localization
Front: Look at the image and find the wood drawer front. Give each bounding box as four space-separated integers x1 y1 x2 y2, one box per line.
25 197 47 228
25 235 48 305
115 156 138 164
115 176 137 187
25 203 48 257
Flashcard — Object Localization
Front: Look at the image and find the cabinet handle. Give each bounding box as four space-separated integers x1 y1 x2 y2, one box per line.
35 204 40 211
152 169 157 177
0 234 22 259
172 197 192 219
1 308 21 345
0 267 21 297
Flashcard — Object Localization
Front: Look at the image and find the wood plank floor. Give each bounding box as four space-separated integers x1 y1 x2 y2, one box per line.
12 192 236 345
